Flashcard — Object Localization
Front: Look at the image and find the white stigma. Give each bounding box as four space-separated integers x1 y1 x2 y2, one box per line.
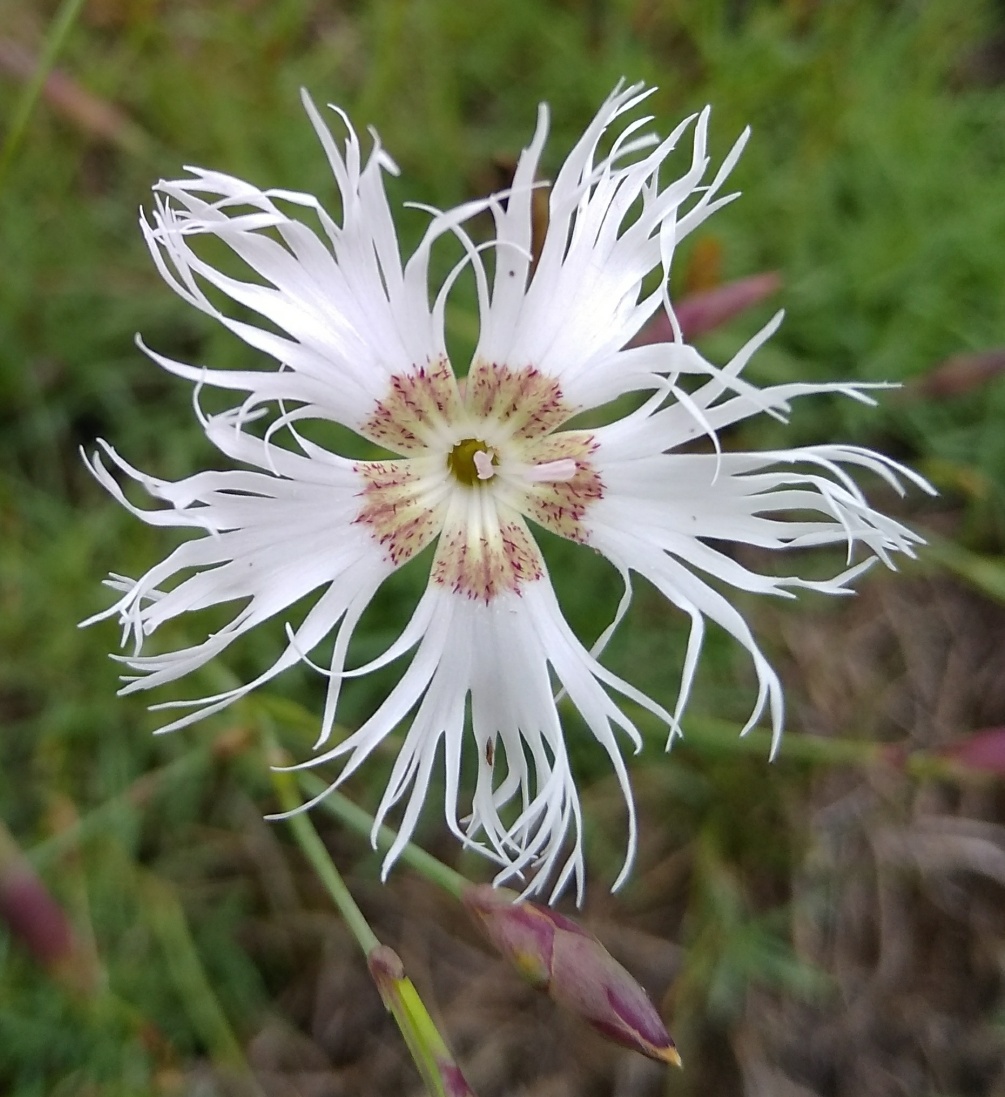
473 450 497 481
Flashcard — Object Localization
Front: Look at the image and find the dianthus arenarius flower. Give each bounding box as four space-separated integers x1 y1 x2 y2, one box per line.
87 83 930 901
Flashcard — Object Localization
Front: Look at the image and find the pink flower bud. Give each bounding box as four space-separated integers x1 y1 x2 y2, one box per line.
629 271 782 344
0 822 98 995
463 885 680 1066
935 727 1005 774
882 727 1005 778
0 867 75 967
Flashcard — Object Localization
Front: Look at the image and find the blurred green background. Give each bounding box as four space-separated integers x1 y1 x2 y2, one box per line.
2 1 1005 1094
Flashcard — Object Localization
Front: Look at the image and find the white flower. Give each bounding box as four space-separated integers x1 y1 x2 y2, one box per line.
86 83 931 901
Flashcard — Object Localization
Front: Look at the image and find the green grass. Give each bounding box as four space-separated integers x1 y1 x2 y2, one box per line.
2 1 1005 1093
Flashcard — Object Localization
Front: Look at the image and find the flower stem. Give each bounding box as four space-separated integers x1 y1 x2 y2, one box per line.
297 771 469 899
264 735 477 1095
268 758 380 955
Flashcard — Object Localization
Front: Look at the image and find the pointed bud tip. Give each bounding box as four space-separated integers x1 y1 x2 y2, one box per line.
660 1045 683 1068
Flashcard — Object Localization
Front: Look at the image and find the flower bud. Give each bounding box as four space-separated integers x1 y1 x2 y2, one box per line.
0 821 99 995
463 885 680 1066
934 726 1005 774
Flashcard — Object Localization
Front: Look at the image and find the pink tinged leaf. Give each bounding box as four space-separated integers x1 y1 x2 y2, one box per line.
630 271 782 346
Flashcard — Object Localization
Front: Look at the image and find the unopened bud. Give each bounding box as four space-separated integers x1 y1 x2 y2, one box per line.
463 885 680 1066
933 726 1005 774
0 821 99 995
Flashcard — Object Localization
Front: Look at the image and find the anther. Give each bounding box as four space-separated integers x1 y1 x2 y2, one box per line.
527 458 577 483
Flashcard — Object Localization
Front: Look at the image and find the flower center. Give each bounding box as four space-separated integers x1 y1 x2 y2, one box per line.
447 437 498 486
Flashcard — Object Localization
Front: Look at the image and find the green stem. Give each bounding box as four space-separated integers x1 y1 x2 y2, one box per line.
270 762 380 955
262 734 475 1095
614 702 887 767
298 772 470 899
0 0 89 191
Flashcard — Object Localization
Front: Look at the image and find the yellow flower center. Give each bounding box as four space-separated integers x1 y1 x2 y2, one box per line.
447 437 497 486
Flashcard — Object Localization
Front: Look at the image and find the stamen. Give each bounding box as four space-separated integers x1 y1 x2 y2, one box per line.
527 458 578 483
474 450 496 481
